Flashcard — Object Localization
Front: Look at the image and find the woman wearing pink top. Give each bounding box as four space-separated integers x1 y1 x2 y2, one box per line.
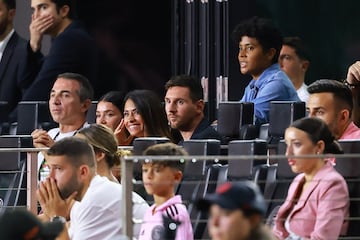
273 117 349 239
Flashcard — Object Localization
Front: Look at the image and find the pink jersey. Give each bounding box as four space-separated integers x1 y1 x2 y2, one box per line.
340 121 360 140
138 195 194 240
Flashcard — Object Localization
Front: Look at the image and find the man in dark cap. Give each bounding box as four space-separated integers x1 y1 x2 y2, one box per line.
197 181 276 240
0 209 64 240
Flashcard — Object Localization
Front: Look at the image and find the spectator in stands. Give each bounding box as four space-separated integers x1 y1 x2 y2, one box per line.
165 75 221 143
116 89 172 145
197 181 276 240
279 36 311 102
76 124 120 183
96 91 124 131
307 79 360 139
273 117 349 239
0 0 29 120
31 72 93 180
21 0 98 101
346 61 360 127
0 209 64 240
139 142 193 240
36 137 128 239
233 16 299 125
76 124 149 238
95 91 125 181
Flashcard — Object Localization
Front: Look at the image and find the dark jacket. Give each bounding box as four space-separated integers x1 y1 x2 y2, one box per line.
21 21 98 101
177 117 222 144
0 31 28 120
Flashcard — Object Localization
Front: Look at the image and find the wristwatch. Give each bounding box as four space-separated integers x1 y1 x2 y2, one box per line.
50 215 67 223
343 79 360 89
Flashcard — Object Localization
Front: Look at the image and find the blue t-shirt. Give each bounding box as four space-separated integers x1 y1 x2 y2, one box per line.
241 63 300 125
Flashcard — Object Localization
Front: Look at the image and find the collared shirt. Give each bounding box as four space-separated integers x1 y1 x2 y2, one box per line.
297 83 309 103
241 64 300 125
0 29 14 62
340 121 360 140
139 195 194 240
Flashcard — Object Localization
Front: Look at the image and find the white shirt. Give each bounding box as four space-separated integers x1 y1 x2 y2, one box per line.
68 175 149 240
0 29 14 62
296 83 309 103
38 122 90 180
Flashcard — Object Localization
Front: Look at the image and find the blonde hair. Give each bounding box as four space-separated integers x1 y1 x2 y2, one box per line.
77 124 120 167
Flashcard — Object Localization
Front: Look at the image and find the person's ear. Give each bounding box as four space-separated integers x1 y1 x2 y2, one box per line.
78 165 90 179
173 170 183 183
95 151 106 163
266 48 276 62
8 9 15 20
316 140 325 154
81 99 92 113
195 99 205 113
301 60 310 72
60 5 70 18
340 108 350 123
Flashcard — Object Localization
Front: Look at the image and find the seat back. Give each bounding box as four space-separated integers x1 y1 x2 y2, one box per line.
16 101 56 135
86 101 98 124
227 140 267 182
0 136 32 214
182 139 220 175
268 101 305 143
263 141 296 216
132 137 170 155
177 140 220 239
336 140 360 237
217 102 254 142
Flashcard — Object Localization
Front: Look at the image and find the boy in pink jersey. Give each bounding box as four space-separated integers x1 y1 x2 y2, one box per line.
138 143 194 240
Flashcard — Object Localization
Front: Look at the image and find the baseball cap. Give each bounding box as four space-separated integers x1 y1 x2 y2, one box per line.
197 181 267 216
0 209 64 240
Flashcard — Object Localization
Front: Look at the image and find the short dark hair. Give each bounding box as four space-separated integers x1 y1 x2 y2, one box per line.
232 16 283 64
47 137 96 169
50 0 77 19
57 72 94 102
165 75 204 102
143 143 187 172
3 0 15 9
307 79 353 115
283 36 311 61
98 91 125 113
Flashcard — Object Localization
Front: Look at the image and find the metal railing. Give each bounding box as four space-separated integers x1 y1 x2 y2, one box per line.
0 147 359 239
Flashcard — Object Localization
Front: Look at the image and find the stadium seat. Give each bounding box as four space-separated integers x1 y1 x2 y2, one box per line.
268 101 305 145
336 140 360 237
0 136 32 215
16 101 56 135
86 101 98 124
227 140 267 183
217 102 254 142
178 139 221 239
263 141 296 217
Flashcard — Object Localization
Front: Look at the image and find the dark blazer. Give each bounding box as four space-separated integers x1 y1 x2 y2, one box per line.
21 21 98 101
0 31 28 120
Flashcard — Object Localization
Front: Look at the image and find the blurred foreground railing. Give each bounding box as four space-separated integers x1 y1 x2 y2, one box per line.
0 146 359 240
